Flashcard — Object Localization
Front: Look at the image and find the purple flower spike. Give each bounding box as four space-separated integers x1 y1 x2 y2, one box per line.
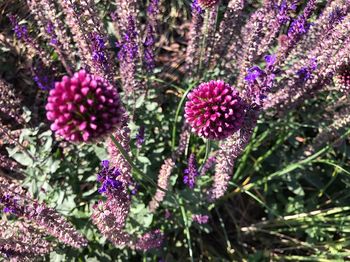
245 66 266 84
275 0 298 24
33 62 55 90
296 58 317 82
91 32 108 70
328 7 346 25
45 70 123 142
135 229 164 251
265 54 277 68
191 0 204 14
97 160 123 195
1 194 18 214
185 80 246 140
135 126 145 148
8 15 31 43
184 154 199 189
118 16 139 62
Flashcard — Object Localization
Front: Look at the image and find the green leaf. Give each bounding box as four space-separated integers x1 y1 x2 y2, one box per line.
11 152 34 166
137 156 151 164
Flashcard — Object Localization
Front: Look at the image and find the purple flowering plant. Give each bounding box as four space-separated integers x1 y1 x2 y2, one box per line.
1 0 350 261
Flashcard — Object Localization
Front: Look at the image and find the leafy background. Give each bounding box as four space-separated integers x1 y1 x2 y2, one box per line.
1 0 350 261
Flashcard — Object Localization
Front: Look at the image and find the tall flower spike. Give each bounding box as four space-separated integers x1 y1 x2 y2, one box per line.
203 6 220 68
213 0 244 62
0 177 87 248
26 0 74 75
305 105 350 156
184 153 200 189
185 80 246 140
208 109 258 201
277 0 317 60
148 158 175 212
186 0 204 75
134 230 164 251
92 159 133 247
267 14 350 114
46 70 123 142
93 161 164 250
92 196 132 247
0 79 24 125
0 221 53 260
58 0 113 78
107 113 133 185
8 14 51 67
200 152 217 176
144 0 160 71
173 123 190 159
117 15 142 93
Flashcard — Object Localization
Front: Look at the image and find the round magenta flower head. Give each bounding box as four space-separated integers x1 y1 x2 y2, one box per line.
185 80 245 140
198 0 220 8
46 70 123 142
335 65 350 94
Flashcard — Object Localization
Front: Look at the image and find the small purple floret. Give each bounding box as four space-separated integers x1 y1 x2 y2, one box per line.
184 154 199 189
136 126 145 148
97 160 123 195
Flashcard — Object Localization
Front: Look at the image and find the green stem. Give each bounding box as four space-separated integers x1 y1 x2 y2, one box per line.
171 84 196 150
137 74 185 93
233 126 258 180
215 208 234 256
110 135 180 206
179 197 194 262
199 139 211 173
110 135 163 193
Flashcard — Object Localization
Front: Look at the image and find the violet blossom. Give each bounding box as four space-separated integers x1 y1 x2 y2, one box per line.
184 153 200 189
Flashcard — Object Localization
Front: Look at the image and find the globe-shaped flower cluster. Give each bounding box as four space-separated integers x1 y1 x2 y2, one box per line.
46 70 122 142
198 0 220 8
185 80 246 140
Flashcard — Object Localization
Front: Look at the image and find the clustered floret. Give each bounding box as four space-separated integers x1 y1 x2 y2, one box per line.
185 80 245 140
46 70 122 142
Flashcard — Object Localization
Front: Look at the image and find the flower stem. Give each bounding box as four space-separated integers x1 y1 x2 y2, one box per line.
109 135 179 205
199 139 211 173
179 197 194 262
110 135 157 187
171 83 196 150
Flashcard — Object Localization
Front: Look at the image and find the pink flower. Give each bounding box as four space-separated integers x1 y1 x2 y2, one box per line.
198 0 220 9
148 158 175 212
336 65 350 94
134 229 164 251
46 70 123 142
184 80 245 140
192 214 209 224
